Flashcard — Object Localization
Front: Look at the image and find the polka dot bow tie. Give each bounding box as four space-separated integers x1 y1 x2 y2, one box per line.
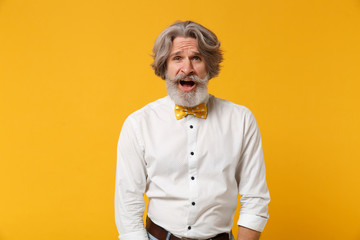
174 103 207 120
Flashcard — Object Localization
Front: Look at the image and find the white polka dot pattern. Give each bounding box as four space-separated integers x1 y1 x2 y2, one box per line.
174 103 207 120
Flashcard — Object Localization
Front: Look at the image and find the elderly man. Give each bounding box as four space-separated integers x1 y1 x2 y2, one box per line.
115 21 270 240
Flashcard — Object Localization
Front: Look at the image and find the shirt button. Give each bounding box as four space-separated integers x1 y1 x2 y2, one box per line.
190 152 194 155
192 202 195 206
188 226 191 230
190 125 193 129
191 176 195 180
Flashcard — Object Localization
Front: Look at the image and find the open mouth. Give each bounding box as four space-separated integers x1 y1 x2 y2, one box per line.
180 80 195 87
179 80 196 92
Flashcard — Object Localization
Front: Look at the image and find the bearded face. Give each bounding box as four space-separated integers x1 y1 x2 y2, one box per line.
165 73 209 107
165 37 209 107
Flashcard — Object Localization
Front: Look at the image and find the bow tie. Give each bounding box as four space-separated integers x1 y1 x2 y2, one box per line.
175 103 207 120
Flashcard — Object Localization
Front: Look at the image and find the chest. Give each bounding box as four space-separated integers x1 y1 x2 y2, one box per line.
139 114 245 178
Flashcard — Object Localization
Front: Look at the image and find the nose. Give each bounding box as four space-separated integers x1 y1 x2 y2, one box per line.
181 58 194 76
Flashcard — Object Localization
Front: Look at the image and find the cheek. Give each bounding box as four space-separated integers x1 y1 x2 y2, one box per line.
197 63 207 77
168 64 181 77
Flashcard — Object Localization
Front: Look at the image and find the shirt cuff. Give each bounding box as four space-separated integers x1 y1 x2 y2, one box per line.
118 229 149 240
237 213 268 232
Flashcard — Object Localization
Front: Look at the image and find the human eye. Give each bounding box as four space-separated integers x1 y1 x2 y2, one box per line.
173 56 181 61
192 56 202 61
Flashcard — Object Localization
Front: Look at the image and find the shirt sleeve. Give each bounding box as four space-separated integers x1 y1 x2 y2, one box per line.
236 110 270 232
115 117 149 240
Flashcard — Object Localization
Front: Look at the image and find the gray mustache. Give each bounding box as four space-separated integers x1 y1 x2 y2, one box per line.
173 74 207 84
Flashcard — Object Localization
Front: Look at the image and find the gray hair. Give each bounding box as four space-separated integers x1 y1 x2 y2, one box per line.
151 21 223 80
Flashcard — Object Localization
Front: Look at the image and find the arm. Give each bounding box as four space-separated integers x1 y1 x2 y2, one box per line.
237 226 261 240
115 117 148 240
236 110 270 234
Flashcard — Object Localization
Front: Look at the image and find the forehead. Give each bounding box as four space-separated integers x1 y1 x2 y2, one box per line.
170 37 199 53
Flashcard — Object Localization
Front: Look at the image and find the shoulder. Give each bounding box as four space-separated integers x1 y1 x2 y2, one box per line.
125 96 172 124
209 95 254 118
209 96 261 136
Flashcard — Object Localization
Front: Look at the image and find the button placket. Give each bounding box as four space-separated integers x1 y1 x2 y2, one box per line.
186 115 198 229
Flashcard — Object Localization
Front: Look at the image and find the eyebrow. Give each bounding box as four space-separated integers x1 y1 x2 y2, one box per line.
169 51 202 58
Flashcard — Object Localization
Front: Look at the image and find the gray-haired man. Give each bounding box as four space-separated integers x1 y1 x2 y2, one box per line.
115 21 270 240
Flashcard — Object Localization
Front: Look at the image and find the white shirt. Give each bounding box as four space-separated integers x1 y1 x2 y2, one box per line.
115 95 270 240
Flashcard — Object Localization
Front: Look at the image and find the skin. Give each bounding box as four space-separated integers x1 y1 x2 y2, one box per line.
166 37 207 93
237 226 261 240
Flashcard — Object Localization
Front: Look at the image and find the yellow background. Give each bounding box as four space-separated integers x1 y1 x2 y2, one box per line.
1 0 359 239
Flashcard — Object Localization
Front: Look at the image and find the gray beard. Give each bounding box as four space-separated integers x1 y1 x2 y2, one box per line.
165 74 209 107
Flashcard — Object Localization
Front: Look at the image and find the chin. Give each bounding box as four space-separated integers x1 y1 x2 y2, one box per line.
166 83 209 107
165 73 210 107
